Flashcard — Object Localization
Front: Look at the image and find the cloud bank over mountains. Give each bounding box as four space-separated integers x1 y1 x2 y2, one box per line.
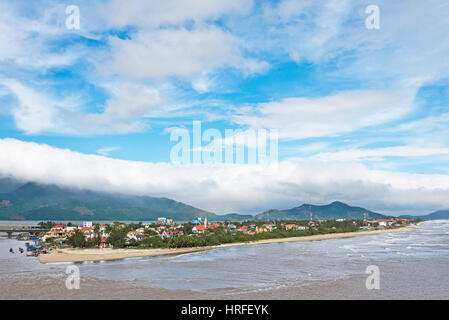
1 138 449 215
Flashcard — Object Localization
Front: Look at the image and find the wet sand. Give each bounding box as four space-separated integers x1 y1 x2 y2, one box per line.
39 224 419 264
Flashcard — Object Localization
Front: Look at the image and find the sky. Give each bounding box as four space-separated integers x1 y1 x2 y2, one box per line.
1 0 449 215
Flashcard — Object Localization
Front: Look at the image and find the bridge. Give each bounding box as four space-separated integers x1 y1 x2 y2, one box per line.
0 224 50 238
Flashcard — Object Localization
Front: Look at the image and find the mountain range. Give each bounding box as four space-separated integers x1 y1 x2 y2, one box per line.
0 180 447 221
255 201 387 221
0 182 215 221
399 211 449 220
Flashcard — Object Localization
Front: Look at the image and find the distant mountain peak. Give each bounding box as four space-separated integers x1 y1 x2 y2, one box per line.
329 200 348 206
254 201 386 221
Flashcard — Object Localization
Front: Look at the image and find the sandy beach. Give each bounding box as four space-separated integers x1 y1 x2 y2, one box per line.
39 224 420 264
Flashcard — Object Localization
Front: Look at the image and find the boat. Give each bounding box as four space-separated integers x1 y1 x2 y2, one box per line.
26 251 38 257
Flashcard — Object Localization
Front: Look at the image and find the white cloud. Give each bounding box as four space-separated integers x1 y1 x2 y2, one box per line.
263 0 354 64
78 82 163 134
231 0 449 89
97 146 120 156
233 90 414 140
313 145 449 162
0 2 82 69
191 72 215 93
1 138 449 215
0 79 75 134
0 79 163 135
395 113 449 134
97 0 254 28
92 0 267 83
98 26 269 80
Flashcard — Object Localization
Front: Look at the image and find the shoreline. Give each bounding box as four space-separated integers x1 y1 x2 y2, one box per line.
39 223 421 264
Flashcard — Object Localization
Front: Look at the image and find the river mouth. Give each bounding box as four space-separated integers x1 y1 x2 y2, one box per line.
1 221 448 299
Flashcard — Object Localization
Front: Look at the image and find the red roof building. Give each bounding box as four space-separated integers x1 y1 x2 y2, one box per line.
192 224 206 233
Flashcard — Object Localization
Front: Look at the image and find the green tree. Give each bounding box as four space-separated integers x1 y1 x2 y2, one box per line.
67 230 87 248
92 224 101 247
107 228 127 248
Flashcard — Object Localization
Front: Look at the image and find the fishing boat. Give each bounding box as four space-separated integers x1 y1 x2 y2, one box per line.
26 251 38 257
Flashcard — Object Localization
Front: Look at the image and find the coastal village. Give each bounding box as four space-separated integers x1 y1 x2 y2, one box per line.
7 216 414 256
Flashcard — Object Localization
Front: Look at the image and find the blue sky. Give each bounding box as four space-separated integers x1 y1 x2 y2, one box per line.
1 0 449 215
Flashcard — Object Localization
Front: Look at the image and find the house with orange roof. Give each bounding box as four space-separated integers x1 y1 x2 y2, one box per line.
79 226 95 239
49 225 67 238
192 224 206 234
99 237 109 248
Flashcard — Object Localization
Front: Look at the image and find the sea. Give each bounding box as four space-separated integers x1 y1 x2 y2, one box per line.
0 220 448 299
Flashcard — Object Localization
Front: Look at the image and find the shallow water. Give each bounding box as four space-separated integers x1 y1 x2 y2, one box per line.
1 221 448 299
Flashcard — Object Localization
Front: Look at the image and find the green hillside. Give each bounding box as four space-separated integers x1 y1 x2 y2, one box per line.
0 182 395 222
254 201 388 221
0 182 215 221
399 210 449 220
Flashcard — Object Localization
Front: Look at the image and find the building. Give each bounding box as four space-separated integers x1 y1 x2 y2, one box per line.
80 226 94 239
99 237 109 248
372 219 395 227
191 218 202 224
161 230 184 239
49 225 67 238
127 231 145 241
83 221 93 228
99 225 109 237
285 224 307 231
192 224 206 234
